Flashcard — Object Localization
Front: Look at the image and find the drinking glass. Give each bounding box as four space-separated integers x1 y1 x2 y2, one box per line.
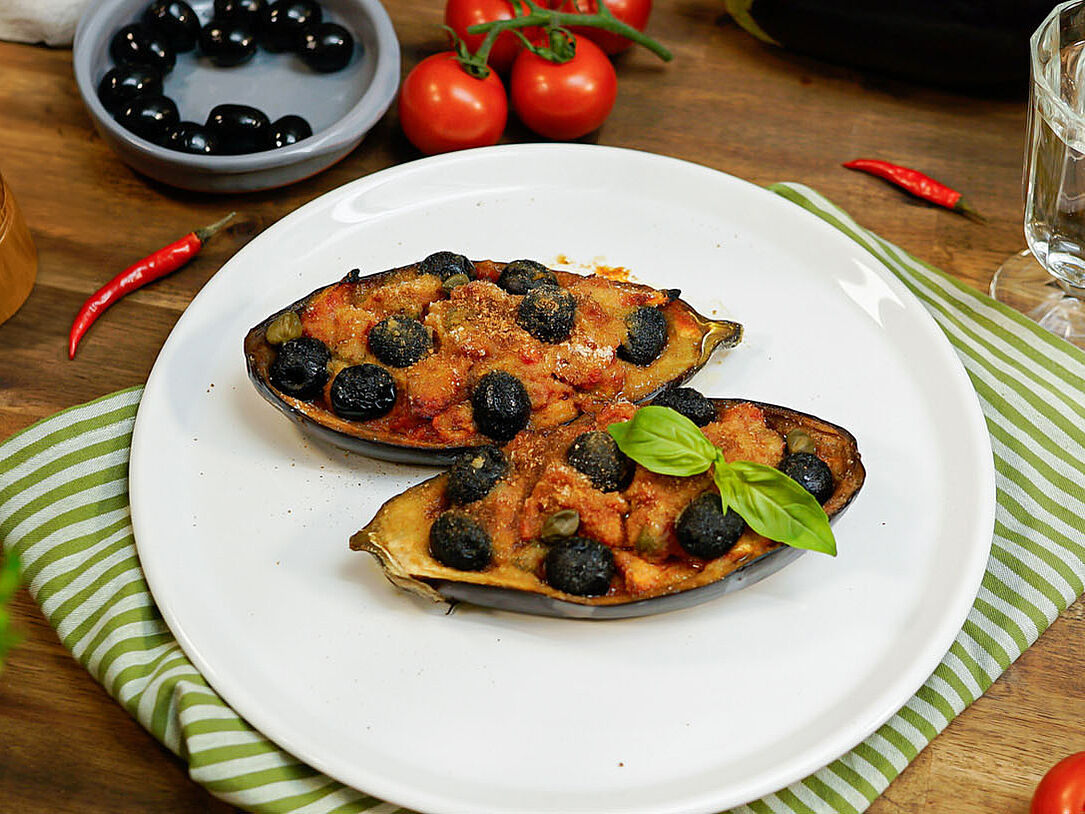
991 0 1085 347
0 172 37 327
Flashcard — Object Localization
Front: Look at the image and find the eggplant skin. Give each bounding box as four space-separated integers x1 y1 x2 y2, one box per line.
244 263 743 465
727 0 1053 91
349 399 866 619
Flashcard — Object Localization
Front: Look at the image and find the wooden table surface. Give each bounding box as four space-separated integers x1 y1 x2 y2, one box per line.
0 2 1081 811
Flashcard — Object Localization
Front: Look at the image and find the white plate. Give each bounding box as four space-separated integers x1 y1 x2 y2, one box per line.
130 145 995 814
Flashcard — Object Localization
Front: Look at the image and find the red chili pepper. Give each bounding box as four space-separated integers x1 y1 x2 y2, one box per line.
842 159 983 220
68 212 236 359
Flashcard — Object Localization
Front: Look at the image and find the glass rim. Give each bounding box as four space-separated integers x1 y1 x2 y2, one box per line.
1031 1 1085 108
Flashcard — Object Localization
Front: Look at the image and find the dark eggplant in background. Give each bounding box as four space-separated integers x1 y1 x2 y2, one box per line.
725 0 1059 92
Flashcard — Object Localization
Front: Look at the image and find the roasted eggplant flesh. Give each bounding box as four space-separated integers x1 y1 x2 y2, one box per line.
244 258 742 458
350 398 866 613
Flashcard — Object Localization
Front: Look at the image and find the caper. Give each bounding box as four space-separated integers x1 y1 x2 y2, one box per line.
266 311 302 345
786 429 817 455
442 272 470 293
540 509 580 542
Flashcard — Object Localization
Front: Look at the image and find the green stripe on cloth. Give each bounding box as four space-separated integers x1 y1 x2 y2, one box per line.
2 183 1084 813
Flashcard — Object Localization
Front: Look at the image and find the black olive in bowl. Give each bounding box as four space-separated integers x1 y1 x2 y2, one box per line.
299 22 355 72
206 103 272 154
110 23 176 75
97 64 162 115
199 19 257 67
166 122 219 154
116 94 179 144
142 0 201 52
270 115 313 148
330 364 397 420
260 0 322 52
214 0 265 26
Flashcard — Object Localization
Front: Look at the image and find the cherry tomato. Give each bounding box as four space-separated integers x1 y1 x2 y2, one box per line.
444 0 526 74
398 53 508 155
510 36 617 140
1031 752 1085 814
551 0 651 55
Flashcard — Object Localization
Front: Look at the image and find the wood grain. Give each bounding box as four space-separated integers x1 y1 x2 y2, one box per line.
0 1 1080 811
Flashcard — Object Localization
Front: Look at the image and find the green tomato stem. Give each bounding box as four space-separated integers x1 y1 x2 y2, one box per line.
467 9 673 62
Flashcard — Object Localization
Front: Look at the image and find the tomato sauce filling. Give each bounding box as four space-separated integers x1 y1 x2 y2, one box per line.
446 401 843 599
292 261 709 447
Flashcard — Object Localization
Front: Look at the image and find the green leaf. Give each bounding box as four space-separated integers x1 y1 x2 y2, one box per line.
0 552 22 673
608 406 717 476
716 460 837 555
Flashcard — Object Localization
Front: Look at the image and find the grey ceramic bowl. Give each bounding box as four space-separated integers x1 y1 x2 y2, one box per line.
73 0 400 192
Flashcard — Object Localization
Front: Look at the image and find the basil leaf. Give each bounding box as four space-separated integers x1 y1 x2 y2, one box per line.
608 406 716 477
714 460 837 556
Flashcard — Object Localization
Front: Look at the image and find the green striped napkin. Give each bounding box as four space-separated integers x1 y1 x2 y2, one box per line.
2 183 1083 814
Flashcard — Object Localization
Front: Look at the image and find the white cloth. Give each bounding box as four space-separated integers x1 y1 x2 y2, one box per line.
0 0 92 46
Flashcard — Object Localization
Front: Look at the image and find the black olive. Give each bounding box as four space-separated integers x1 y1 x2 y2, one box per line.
367 315 431 368
260 0 322 51
97 64 162 115
496 260 559 295
429 512 492 571
165 121 219 154
618 306 668 366
329 364 397 420
447 446 507 505
205 103 272 154
110 24 176 75
566 431 632 492
544 537 615 597
299 23 355 72
142 0 201 52
471 371 531 443
419 251 475 281
199 19 257 67
268 336 330 400
780 452 835 504
270 114 313 148
675 493 746 559
213 0 264 25
652 387 716 427
115 94 179 145
517 286 576 343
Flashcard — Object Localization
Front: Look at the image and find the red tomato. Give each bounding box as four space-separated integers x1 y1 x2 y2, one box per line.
510 37 617 140
444 0 526 74
1031 752 1085 814
551 0 652 55
398 53 508 155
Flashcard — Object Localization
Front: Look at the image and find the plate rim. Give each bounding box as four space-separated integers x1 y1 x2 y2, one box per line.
130 143 996 813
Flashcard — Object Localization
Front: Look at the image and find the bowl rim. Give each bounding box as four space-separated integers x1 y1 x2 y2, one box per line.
72 0 400 173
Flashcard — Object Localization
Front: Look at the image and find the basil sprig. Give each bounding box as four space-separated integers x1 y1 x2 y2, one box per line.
608 406 837 555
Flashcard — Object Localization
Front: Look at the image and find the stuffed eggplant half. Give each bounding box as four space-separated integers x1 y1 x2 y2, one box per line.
244 252 742 464
350 390 866 619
